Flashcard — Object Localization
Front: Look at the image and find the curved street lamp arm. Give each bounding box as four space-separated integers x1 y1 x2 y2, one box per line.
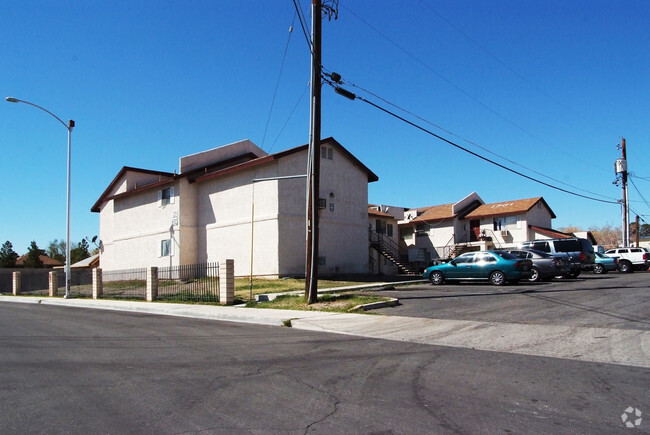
5 97 73 130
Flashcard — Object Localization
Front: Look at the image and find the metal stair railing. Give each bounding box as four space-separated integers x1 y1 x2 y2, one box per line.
369 229 416 274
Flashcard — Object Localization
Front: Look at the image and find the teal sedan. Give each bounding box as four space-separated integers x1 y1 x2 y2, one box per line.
423 250 533 286
592 252 618 274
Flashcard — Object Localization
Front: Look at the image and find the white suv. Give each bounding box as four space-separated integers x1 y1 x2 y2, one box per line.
603 247 649 273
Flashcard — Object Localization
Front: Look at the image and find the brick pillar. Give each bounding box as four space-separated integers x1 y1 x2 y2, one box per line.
219 259 235 305
12 272 20 295
92 268 103 299
49 271 58 297
147 267 158 302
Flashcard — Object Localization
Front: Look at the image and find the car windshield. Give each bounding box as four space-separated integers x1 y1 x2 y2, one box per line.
493 251 517 260
595 252 606 258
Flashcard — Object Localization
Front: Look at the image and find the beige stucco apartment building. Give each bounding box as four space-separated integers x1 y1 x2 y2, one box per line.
396 193 557 268
92 137 378 277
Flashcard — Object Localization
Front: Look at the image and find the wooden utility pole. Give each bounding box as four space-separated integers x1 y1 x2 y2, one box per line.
621 138 629 246
305 0 322 304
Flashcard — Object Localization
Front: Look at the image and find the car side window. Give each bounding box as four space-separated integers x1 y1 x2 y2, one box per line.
454 254 474 264
619 249 629 253
532 242 549 252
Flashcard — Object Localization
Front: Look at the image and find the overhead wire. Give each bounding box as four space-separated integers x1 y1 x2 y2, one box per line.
292 0 312 54
335 75 619 203
268 83 310 153
629 176 650 209
339 4 587 165
324 77 619 205
261 12 297 150
417 0 620 139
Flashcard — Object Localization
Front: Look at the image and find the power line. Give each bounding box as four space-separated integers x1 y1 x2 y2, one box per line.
267 83 310 153
261 13 296 150
325 78 619 205
334 75 618 203
417 0 619 139
292 0 312 54
339 4 586 164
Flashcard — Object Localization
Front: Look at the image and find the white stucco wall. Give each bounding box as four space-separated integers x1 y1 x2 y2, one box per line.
98 141 373 277
100 180 180 270
317 146 369 275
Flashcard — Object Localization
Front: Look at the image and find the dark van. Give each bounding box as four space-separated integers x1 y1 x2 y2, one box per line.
519 238 595 278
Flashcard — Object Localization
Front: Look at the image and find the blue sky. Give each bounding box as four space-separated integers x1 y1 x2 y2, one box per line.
2 0 649 255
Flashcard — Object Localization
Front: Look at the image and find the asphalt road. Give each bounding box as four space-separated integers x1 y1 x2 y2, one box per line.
1 302 648 434
374 271 650 330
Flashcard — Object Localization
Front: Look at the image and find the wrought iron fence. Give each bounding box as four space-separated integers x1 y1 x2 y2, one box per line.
101 268 148 299
157 262 219 302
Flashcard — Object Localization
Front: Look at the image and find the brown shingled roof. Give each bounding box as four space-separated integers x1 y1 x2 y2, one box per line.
368 207 395 218
411 203 456 223
464 197 556 219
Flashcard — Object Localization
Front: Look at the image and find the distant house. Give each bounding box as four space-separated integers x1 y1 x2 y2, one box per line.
70 254 100 269
15 254 63 268
92 137 378 277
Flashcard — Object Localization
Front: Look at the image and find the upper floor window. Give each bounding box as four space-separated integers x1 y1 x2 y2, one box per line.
159 186 175 207
321 146 333 160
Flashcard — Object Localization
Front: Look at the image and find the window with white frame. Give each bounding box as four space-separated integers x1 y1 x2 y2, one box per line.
160 239 173 257
159 186 174 207
321 146 333 160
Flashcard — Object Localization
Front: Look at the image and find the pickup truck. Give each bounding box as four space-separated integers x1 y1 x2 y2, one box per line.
603 247 649 273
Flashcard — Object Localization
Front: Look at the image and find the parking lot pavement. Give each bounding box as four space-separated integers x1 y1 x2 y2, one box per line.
373 272 650 330
323 271 649 368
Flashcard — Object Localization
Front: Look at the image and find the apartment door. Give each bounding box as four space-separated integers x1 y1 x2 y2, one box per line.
470 219 481 241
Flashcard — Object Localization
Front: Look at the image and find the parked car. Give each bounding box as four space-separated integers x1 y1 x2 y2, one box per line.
519 238 595 278
505 249 569 282
603 247 648 273
592 252 618 274
422 250 533 286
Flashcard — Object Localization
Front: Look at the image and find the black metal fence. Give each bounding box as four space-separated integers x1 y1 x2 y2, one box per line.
158 262 219 302
63 270 94 298
102 268 148 299
2 262 221 303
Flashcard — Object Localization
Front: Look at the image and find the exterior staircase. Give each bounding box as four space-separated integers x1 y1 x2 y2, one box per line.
369 230 418 275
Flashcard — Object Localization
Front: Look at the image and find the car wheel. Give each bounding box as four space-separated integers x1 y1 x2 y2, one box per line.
593 264 604 274
528 266 541 282
489 270 506 286
619 260 633 273
430 271 445 285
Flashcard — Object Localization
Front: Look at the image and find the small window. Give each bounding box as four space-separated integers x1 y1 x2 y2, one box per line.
160 239 172 257
318 198 327 209
159 186 175 207
321 146 333 160
387 224 394 238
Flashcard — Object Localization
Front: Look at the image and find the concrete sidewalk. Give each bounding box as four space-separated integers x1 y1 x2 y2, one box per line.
2 294 648 369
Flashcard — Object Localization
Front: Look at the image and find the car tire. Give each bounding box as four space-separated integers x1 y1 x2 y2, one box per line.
528 267 542 282
489 270 506 286
593 264 605 274
430 271 445 285
619 260 633 273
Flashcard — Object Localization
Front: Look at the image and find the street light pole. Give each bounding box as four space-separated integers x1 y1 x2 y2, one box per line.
6 97 75 298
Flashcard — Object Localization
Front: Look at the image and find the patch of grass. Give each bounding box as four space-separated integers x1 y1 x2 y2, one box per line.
235 277 382 303
247 292 391 313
